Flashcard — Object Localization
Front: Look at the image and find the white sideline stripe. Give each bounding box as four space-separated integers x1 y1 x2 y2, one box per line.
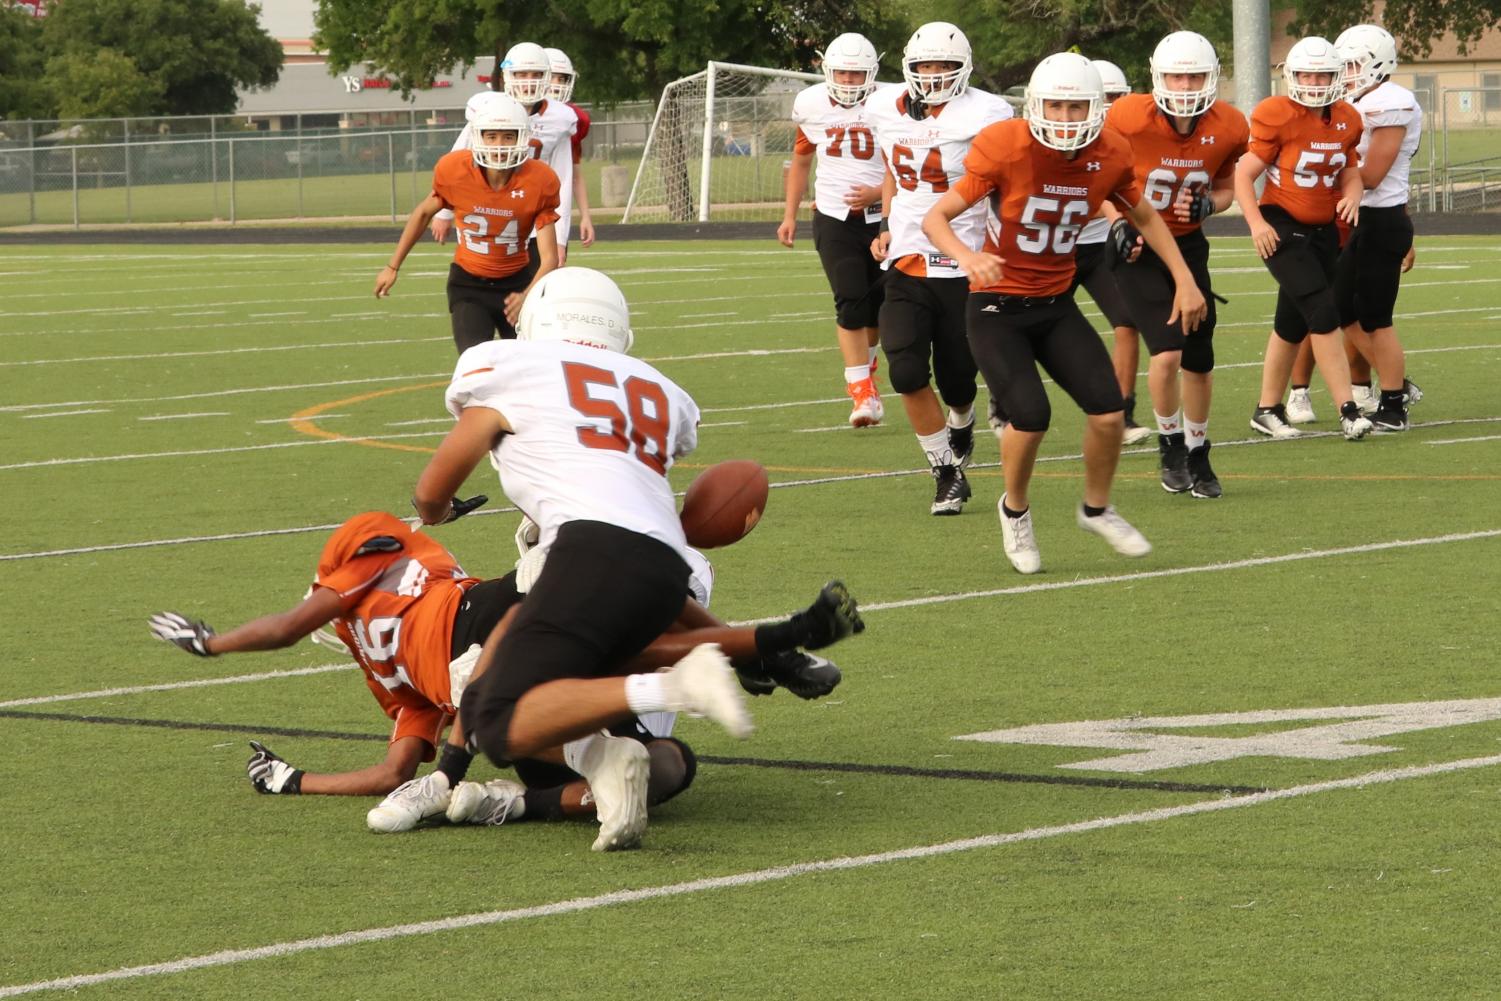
0 431 448 471
138 412 230 422
3 754 1498 998
0 374 446 413
1426 433 1501 445
19 409 109 420
0 662 354 709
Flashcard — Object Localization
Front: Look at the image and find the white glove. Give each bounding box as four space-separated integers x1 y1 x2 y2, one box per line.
148 611 216 656
514 515 540 557
449 643 483 708
515 545 547 593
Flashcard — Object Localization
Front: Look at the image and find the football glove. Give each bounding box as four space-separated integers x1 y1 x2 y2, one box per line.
765 650 842 700
412 494 488 526
1109 218 1142 265
1184 187 1216 223
147 611 216 657
514 515 540 556
753 580 865 655
247 740 304 795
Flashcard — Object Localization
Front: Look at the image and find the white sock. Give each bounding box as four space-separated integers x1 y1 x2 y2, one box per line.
624 673 670 714
918 428 953 467
562 732 607 777
946 405 974 429
844 365 869 386
1185 417 1209 451
1155 410 1182 436
868 346 879 370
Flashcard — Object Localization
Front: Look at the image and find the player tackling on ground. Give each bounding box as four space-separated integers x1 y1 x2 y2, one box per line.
923 53 1206 574
780 32 889 428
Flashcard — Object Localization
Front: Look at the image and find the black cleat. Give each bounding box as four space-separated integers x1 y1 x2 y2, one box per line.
1403 377 1423 405
1187 443 1222 499
930 464 971 515
1158 433 1192 493
764 649 843 700
1370 406 1409 433
948 420 975 470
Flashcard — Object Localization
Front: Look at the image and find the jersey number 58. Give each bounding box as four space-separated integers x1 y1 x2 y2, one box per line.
563 362 672 475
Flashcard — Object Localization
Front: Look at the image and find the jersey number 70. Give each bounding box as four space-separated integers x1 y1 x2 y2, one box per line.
563 362 672 475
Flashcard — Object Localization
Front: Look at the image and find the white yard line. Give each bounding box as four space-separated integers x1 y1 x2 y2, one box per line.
19 409 109 420
138 412 230 422
0 663 355 709
1426 433 1501 446
2 753 1497 998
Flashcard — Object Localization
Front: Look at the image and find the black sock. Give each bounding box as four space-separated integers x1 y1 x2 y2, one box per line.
1001 501 1027 519
1380 389 1405 408
520 785 566 821
1291 383 1310 391
1082 503 1106 518
436 743 474 786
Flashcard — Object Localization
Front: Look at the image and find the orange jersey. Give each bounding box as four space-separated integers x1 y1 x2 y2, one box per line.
955 119 1142 297
1104 94 1249 236
313 512 481 751
431 152 561 279
1248 96 1362 225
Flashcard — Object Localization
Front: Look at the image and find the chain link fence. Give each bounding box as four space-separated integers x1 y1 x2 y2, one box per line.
0 104 655 228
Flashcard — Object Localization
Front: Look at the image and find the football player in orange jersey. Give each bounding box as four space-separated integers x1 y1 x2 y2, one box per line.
374 94 561 354
922 53 1206 575
1235 36 1373 442
1103 32 1249 499
147 511 856 834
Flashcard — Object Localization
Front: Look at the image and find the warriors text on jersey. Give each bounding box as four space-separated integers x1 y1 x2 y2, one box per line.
314 512 480 749
791 82 895 222
445 339 701 560
1248 96 1363 225
1105 94 1250 236
1352 81 1421 207
865 87 1014 278
954 119 1142 297
431 151 560 279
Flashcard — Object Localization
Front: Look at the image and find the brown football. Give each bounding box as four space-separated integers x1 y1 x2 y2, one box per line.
680 460 770 549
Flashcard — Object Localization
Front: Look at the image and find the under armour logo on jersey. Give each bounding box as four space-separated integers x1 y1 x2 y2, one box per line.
510 189 525 198
1200 135 1216 144
1085 161 1101 171
1335 123 1348 130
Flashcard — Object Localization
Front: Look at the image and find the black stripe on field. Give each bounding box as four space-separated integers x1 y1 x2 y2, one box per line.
0 708 1267 796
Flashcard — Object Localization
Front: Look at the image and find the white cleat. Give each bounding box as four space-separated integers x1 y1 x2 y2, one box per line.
367 771 451 833
1351 384 1378 416
446 779 526 825
1122 424 1154 446
1341 413 1374 441
1285 388 1317 424
663 643 753 739
1076 504 1152 558
584 737 651 852
998 494 1042 575
1249 406 1303 439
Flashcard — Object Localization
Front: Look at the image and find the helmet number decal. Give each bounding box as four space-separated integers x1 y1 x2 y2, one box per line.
562 362 672 476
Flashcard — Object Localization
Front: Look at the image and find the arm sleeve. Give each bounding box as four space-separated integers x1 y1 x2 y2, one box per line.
316 554 395 612
445 351 514 421
794 127 816 156
1108 152 1143 211
532 170 562 229
1246 102 1284 165
672 391 701 460
956 126 1006 205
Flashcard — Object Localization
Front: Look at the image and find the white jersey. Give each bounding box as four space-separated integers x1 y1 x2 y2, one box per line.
866 87 1013 278
1078 216 1110 245
443 95 580 245
791 83 898 223
1355 81 1421 208
444 339 700 561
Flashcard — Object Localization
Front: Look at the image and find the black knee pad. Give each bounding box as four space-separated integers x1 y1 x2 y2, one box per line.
884 342 933 395
832 259 879 330
645 737 696 805
1181 333 1214 374
1300 291 1340 336
1004 398 1051 433
1356 303 1395 333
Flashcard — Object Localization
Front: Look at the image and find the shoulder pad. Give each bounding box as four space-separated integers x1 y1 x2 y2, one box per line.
354 536 404 557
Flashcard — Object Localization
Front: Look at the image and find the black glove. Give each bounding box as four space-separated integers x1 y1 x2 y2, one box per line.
1109 218 1142 265
753 580 865 656
1184 187 1216 222
764 650 842 700
247 740 304 794
147 611 216 657
412 494 488 525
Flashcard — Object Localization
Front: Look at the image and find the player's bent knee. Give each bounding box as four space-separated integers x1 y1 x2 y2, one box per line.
1181 338 1214 374
885 347 933 395
460 684 518 767
646 738 696 805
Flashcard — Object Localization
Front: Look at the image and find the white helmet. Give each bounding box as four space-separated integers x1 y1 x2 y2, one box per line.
470 94 532 171
1090 59 1130 99
1151 31 1220 117
1283 36 1345 107
1335 24 1397 99
501 42 552 104
1025 53 1106 152
545 46 576 103
902 22 972 106
517 267 634 354
464 90 511 124
819 32 880 107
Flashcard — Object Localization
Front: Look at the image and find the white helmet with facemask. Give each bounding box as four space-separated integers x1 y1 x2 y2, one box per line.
517 267 635 354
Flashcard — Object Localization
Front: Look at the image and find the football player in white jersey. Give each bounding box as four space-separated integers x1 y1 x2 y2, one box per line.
411 267 752 852
1330 24 1422 431
546 46 597 255
431 43 581 266
866 21 1014 515
779 32 890 428
1069 59 1148 447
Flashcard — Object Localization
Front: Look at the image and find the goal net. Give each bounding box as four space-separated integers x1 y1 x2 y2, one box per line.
623 62 822 223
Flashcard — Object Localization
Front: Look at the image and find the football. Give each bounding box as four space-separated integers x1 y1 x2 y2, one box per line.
680 460 770 549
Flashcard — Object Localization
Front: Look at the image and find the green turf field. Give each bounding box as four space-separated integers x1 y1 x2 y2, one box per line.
1 234 1499 999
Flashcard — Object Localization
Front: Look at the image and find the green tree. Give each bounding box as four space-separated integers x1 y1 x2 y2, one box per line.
44 48 163 121
40 0 282 115
1287 0 1501 57
313 0 911 104
0 4 51 120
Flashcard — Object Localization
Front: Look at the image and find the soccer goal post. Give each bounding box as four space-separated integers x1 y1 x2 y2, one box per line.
622 61 823 223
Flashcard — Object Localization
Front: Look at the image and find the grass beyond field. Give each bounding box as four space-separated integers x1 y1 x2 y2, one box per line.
1 234 1499 999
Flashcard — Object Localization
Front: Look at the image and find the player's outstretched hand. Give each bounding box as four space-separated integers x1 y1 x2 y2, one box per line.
1249 220 1279 260
959 250 1004 288
777 218 796 248
764 650 842 700
430 217 452 244
374 266 398 298
1175 184 1216 224
503 291 525 326
1336 195 1360 228
441 494 488 524
752 580 864 657
247 741 304 795
148 611 216 656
